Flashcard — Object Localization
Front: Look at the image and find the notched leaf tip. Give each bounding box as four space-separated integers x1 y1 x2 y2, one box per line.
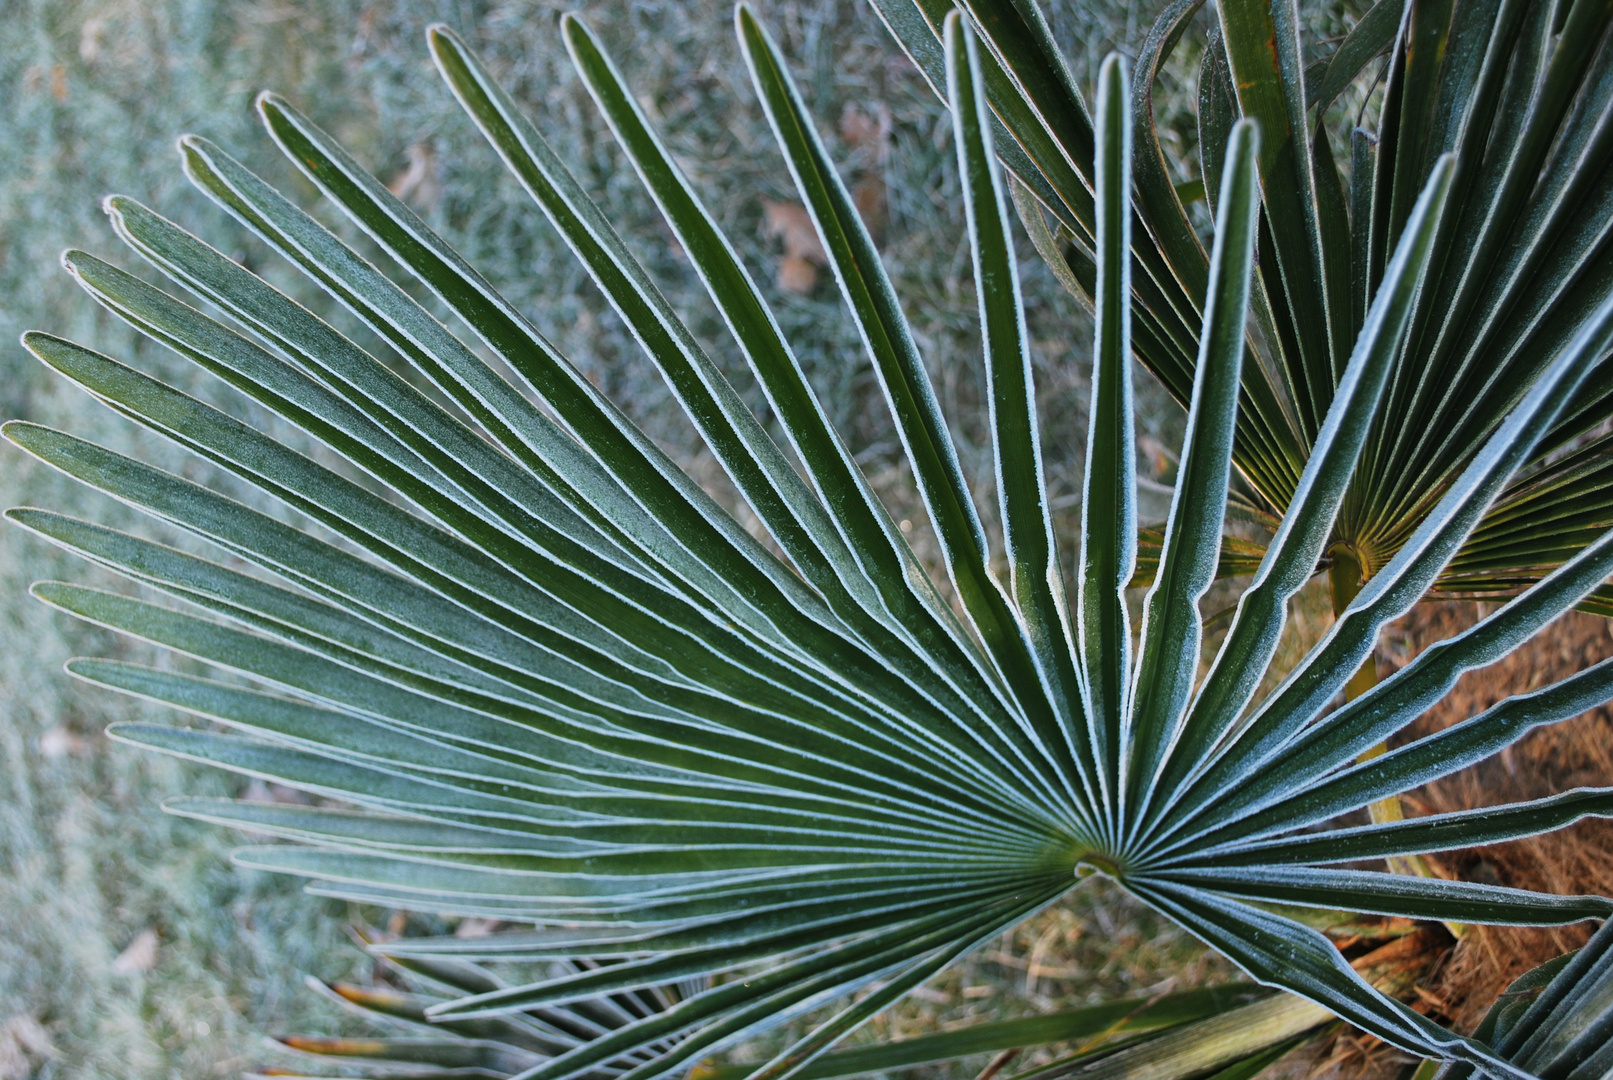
253 91 297 134
424 22 464 59
98 196 139 234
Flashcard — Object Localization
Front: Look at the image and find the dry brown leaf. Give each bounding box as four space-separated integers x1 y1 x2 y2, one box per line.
0 1015 56 1080
388 142 440 211
112 928 159 975
762 200 827 294
38 726 90 758
454 917 503 939
839 102 891 159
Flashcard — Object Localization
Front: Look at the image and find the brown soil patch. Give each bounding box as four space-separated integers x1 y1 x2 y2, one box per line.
1380 602 1613 1033
1267 604 1613 1080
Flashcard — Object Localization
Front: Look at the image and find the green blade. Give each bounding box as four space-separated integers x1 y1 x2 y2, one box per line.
1124 118 1259 832
1181 787 1613 867
694 985 1263 1080
1207 521 1613 825
1216 0 1350 435
1146 161 1613 853
1154 865 1613 925
947 11 1096 825
1130 881 1535 1080
1003 991 1328 1080
1309 0 1402 117
1076 53 1137 831
733 3 1082 826
1142 150 1454 845
421 24 896 657
1193 652 1613 852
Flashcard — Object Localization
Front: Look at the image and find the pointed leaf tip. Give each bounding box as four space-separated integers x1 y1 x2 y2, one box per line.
425 22 469 62
558 11 593 57
28 580 72 606
734 2 764 42
2 420 45 449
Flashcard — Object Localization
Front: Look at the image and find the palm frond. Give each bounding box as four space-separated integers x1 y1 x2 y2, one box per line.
12 6 1613 1080
875 0 1613 605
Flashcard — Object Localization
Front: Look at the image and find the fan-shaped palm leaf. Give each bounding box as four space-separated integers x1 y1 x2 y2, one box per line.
870 0 1613 610
11 8 1613 1080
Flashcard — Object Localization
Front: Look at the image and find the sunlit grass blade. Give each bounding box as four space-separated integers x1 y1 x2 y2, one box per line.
1129 529 1267 590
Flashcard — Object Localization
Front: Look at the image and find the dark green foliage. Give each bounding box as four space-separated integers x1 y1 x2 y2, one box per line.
874 0 1613 607
13 4 1613 1080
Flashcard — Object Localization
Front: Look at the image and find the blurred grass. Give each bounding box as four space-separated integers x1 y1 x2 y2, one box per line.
0 0 1213 1076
